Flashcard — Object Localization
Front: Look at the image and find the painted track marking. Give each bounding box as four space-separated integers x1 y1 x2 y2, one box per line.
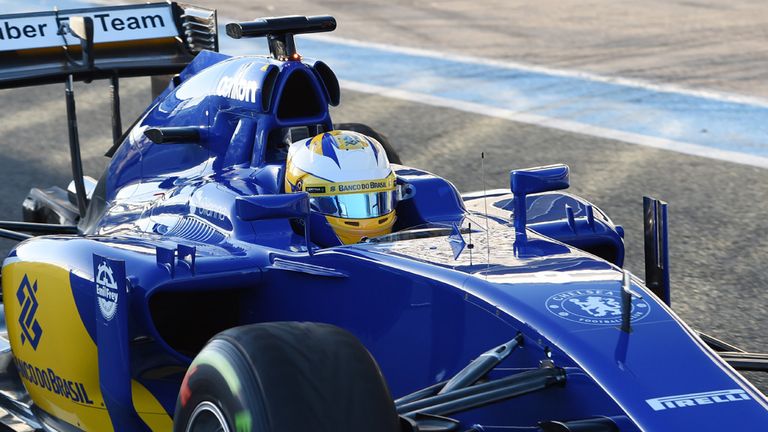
5 0 768 168
223 34 768 169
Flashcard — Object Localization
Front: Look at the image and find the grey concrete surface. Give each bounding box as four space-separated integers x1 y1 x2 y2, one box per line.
1 79 767 390
198 0 768 99
3 0 768 394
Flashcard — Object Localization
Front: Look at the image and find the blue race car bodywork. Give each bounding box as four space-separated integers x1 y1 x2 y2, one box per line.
0 5 766 432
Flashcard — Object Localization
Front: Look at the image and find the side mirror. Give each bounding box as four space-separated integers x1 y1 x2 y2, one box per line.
510 164 569 196
236 193 314 255
510 164 570 242
68 16 95 70
237 193 310 221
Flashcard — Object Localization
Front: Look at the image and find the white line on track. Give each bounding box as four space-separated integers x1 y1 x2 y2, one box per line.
310 34 768 110
341 80 768 170
32 0 768 168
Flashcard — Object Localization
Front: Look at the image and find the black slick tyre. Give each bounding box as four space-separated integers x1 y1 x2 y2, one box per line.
173 322 400 432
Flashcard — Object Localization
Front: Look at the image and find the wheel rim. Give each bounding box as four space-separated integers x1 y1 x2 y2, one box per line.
186 401 231 432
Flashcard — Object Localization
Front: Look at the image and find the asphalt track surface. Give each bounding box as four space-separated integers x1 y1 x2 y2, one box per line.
2 0 768 393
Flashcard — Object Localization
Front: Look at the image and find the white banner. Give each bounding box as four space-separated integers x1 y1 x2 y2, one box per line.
0 4 177 52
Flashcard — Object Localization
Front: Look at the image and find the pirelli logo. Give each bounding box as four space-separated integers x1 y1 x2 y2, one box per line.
646 389 751 411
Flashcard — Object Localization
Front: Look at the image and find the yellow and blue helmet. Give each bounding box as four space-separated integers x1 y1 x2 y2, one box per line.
285 130 397 245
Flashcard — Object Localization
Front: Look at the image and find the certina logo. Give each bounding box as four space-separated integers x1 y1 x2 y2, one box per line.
216 75 259 104
305 186 326 194
96 261 118 321
545 288 650 325
646 389 751 411
16 275 42 350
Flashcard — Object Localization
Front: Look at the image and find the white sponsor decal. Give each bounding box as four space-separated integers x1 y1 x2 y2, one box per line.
0 5 176 52
215 75 260 104
545 288 650 325
192 205 226 221
646 389 751 411
95 261 118 321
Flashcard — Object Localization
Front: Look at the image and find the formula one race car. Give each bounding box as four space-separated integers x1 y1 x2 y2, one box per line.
0 3 766 432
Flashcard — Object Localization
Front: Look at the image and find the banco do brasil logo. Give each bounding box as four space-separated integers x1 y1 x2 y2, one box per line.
17 275 42 350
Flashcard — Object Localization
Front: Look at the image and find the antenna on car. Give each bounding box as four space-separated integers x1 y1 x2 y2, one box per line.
468 222 473 266
621 270 643 333
481 152 491 274
225 15 336 61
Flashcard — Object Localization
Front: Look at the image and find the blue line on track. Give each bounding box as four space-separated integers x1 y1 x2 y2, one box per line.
4 0 768 164
230 36 768 160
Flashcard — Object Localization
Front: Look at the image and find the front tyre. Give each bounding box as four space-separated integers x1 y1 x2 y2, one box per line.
174 322 400 432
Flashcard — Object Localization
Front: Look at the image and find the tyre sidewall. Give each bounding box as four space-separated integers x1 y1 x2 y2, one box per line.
173 339 270 432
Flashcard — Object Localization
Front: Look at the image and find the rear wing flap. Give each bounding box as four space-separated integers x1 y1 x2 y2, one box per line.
0 2 217 89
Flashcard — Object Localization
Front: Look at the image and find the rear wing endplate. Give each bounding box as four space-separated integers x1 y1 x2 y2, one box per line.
0 2 217 89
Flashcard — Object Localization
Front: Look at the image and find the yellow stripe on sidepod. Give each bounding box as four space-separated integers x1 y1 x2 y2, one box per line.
132 380 173 431
3 261 173 431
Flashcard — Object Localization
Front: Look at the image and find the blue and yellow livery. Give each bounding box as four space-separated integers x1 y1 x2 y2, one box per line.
0 5 766 432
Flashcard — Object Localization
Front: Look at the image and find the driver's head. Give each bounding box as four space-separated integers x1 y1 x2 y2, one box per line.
284 130 396 245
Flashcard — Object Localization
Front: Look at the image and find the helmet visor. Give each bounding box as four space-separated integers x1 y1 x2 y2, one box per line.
310 190 395 219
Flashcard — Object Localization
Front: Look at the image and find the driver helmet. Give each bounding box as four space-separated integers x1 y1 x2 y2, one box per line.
284 130 397 245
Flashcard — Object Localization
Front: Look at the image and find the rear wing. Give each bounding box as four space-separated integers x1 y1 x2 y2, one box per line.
0 2 217 88
0 3 218 236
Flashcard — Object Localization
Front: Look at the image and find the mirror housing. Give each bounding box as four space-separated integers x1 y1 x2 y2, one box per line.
237 193 310 221
510 164 569 196
510 164 570 242
236 193 313 255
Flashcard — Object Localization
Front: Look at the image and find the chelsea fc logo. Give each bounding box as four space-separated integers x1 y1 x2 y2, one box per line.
96 261 119 321
546 288 650 326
